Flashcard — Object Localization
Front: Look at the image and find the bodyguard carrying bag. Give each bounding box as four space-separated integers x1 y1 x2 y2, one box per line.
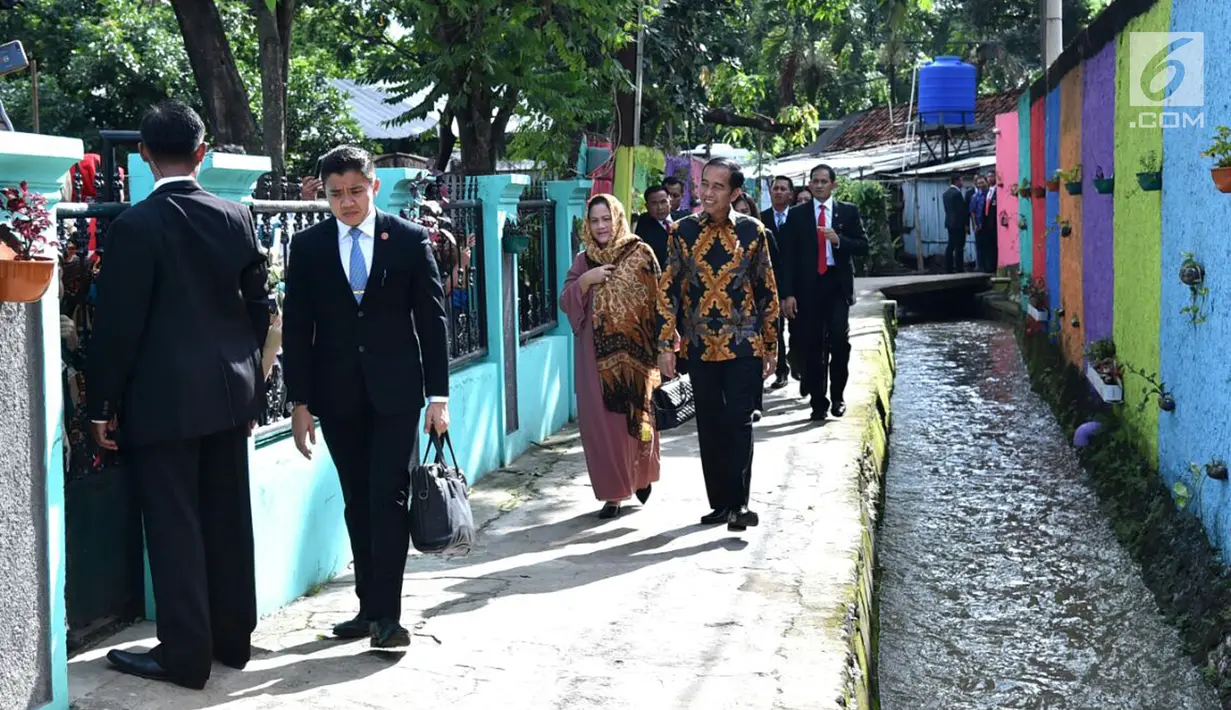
408 432 476 555
652 374 695 431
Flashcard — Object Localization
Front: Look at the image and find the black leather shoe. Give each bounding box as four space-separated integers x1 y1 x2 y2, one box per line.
333 613 372 639
751 409 763 422
771 375 789 390
598 502 622 519
107 649 205 689
831 401 846 417
701 508 730 525
810 410 828 423
635 485 652 504
727 507 760 532
370 620 411 649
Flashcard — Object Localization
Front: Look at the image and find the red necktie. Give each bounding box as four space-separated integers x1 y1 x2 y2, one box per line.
817 205 828 276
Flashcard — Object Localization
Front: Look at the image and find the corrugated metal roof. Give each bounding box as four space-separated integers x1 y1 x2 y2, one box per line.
330 79 439 140
897 153 997 176
821 90 1019 153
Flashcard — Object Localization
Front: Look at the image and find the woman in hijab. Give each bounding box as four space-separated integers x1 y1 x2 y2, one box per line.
560 194 663 519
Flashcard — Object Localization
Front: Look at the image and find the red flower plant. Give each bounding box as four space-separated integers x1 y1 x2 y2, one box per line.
0 182 55 260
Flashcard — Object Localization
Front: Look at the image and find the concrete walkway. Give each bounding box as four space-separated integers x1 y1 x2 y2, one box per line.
69 299 894 710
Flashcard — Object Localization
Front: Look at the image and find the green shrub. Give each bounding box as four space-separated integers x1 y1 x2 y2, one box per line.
834 180 901 276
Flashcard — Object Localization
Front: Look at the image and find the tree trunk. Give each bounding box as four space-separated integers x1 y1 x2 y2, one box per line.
434 107 456 173
614 41 637 147
778 52 799 107
251 0 293 197
168 0 260 153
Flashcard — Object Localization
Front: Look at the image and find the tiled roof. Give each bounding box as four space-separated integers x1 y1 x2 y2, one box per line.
821 90 1020 153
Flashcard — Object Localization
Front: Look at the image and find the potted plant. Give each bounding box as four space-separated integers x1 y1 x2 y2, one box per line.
1018 178 1032 198
1059 219 1072 237
1208 459 1229 481
0 182 56 303
1059 165 1082 195
1201 125 1231 193
501 218 531 255
1092 166 1115 195
1010 183 1020 196
1136 151 1162 192
1000 211 1010 227
1045 170 1062 192
1032 183 1046 198
1084 338 1123 403
1018 214 1028 230
1023 276 1049 322
1179 251 1209 325
1122 362 1176 412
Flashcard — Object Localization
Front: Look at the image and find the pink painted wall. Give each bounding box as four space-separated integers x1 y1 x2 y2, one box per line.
995 112 1020 268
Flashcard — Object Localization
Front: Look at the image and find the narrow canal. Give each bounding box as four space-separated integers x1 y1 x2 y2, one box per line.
876 320 1218 710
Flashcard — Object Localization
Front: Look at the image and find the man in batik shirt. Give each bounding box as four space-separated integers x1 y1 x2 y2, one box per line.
656 157 779 533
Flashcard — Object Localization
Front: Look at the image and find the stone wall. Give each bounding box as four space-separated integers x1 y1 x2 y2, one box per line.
0 301 52 709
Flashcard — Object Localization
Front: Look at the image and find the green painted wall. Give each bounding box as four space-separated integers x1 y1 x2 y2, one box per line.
1111 1 1168 460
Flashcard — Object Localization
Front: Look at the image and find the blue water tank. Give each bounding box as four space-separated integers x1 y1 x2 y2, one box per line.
917 56 977 127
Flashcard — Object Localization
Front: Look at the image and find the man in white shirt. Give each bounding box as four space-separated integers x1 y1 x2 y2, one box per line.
281 145 451 649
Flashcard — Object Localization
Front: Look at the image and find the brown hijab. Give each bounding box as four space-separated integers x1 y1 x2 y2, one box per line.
582 195 662 443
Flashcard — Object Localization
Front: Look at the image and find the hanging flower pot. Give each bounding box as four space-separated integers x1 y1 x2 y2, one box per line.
1137 171 1162 191
1000 212 1010 227
1207 460 1229 481
1045 178 1061 192
1018 215 1028 230
1158 393 1176 412
1064 181 1082 195
1060 221 1072 237
0 256 55 303
1010 184 1020 196
1179 258 1204 287
1032 186 1046 198
1211 167 1231 193
1092 176 1114 194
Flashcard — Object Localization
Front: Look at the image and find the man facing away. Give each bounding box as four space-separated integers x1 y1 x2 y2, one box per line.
633 183 673 268
942 174 969 273
282 145 451 648
657 157 779 532
88 101 270 689
779 164 868 423
759 174 795 390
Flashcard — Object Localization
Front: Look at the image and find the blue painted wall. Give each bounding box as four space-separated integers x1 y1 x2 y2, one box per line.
419 361 503 482
1018 92 1033 288
509 334 571 459
1046 87 1062 313
1159 0 1231 559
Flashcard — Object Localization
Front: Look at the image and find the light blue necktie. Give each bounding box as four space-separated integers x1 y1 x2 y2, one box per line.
347 227 368 303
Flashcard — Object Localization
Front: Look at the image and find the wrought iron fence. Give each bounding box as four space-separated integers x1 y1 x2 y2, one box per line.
249 200 333 439
516 182 558 340
57 202 130 480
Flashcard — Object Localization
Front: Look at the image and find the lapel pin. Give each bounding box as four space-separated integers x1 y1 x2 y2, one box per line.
380 232 389 240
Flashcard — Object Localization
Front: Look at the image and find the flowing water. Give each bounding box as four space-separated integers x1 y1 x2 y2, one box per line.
876 320 1218 710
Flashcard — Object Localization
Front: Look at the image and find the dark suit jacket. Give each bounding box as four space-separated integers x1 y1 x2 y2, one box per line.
759 206 791 282
87 180 270 446
778 199 869 309
943 185 968 232
281 210 449 419
633 212 670 268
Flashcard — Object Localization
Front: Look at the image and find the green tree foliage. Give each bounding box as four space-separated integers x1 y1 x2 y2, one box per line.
0 0 364 175
834 179 900 275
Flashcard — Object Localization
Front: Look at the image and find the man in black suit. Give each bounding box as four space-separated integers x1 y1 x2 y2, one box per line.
282 145 450 649
943 174 970 273
663 175 692 220
779 163 868 423
88 101 270 689
759 175 795 390
634 183 673 268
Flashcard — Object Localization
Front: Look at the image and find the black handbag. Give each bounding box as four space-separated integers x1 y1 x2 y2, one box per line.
653 374 695 430
408 432 476 556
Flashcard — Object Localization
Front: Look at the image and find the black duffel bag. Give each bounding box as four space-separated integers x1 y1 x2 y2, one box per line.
408 432 475 556
652 374 695 431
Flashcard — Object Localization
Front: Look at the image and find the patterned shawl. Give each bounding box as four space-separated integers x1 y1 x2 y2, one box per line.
582 195 663 443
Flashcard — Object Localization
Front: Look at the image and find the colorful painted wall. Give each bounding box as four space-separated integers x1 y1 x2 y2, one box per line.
1158 0 1231 553
995 113 1020 268
997 0 1231 560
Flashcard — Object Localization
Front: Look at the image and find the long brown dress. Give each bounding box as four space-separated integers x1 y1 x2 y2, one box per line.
559 197 661 502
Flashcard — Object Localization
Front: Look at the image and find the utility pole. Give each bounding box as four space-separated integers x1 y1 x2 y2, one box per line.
1042 0 1062 69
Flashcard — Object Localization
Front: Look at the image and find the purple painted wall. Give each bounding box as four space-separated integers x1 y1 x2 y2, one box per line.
1081 42 1116 347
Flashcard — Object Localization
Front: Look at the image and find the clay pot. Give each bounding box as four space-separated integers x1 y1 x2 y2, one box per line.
0 257 55 303
1212 167 1231 193
1045 179 1060 192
